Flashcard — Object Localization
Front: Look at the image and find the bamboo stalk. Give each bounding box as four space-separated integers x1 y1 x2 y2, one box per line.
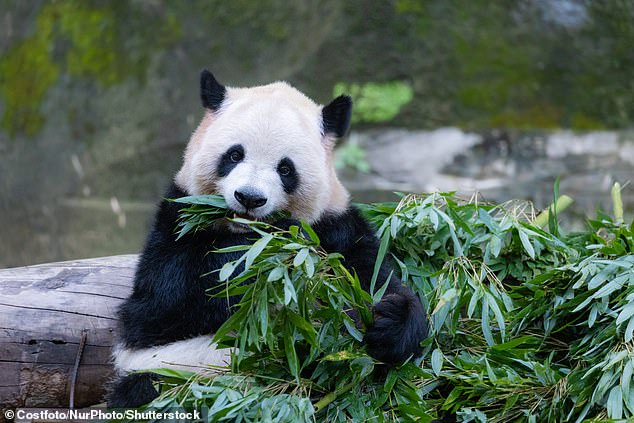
612 182 624 224
314 381 356 412
533 195 574 228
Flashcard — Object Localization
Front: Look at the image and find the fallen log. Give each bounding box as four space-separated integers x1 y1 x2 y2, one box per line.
0 255 136 411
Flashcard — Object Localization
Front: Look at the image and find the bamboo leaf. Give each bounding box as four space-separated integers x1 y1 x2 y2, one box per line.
486 292 506 341
431 348 444 376
518 228 535 259
284 327 300 380
284 271 297 305
343 318 363 342
481 295 494 346
293 248 310 268
245 233 273 270
301 220 320 244
372 277 391 304
370 230 390 294
267 265 285 282
304 255 315 278
286 310 317 346
622 359 634 414
258 287 268 337
467 288 482 318
607 385 623 419
616 301 634 325
626 317 634 343
171 194 228 207
219 261 237 281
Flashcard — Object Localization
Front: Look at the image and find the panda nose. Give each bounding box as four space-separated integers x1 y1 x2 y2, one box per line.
234 189 267 209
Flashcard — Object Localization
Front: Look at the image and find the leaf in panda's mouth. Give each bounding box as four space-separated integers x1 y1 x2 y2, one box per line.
169 194 230 239
170 194 290 239
170 194 229 208
232 213 260 222
229 212 291 226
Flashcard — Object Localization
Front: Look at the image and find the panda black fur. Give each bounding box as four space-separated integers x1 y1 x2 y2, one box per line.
108 71 428 407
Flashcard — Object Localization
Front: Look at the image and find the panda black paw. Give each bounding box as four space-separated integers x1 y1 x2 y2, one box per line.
107 373 159 408
364 292 427 364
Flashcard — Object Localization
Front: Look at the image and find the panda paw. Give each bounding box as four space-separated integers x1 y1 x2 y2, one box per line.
364 292 427 364
107 373 159 408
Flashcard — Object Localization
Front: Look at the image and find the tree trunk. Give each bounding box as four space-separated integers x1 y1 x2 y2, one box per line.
0 255 136 412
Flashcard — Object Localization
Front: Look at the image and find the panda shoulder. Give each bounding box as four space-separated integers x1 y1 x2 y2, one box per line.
148 183 190 236
312 206 377 252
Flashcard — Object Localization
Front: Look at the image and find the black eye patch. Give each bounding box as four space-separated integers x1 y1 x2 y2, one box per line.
277 157 299 194
217 144 244 177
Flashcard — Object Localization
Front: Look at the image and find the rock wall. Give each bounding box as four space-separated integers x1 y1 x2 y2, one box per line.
343 129 634 224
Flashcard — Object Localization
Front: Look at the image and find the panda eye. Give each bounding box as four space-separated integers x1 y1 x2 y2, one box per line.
277 157 298 193
230 150 243 163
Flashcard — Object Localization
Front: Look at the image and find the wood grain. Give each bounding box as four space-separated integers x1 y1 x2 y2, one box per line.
0 255 137 412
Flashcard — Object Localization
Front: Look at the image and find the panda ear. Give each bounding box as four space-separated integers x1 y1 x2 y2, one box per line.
200 69 226 111
322 95 352 139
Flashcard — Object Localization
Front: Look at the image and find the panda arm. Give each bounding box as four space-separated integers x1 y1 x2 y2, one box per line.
117 183 242 349
312 207 428 364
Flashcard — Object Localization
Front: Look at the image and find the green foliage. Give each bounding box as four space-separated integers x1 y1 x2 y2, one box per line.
334 137 371 172
132 184 633 422
315 0 633 129
170 195 290 240
3 1 634 135
0 1 180 136
170 195 230 240
0 17 59 136
333 81 413 124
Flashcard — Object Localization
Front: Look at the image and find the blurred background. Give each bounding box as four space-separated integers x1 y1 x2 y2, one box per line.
1 0 633 267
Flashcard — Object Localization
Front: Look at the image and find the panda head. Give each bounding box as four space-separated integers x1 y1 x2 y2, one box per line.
175 70 353 228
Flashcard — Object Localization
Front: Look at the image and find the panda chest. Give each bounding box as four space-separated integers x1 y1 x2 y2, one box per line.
198 233 255 291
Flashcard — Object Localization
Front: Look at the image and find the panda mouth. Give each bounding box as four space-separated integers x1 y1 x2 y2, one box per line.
232 212 261 222
224 212 267 233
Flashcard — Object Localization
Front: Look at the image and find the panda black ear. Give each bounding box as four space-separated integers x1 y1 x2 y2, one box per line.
200 69 226 111
322 95 353 138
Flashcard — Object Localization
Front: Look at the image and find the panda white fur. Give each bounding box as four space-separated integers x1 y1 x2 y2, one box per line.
108 70 428 407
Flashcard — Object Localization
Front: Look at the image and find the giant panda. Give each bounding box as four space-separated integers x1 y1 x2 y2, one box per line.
108 70 428 407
